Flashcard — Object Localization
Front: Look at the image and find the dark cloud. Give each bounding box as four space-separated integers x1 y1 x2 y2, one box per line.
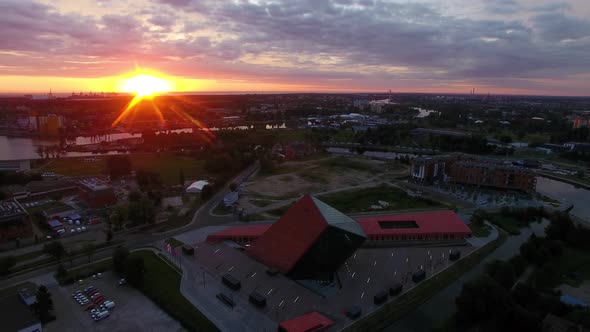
0 0 589 94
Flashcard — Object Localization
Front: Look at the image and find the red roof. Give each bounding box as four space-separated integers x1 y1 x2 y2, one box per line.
206 224 270 243
247 195 329 273
356 210 471 237
279 312 334 332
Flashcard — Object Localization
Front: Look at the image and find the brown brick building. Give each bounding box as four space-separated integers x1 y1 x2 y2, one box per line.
411 154 537 193
78 179 117 209
0 200 32 243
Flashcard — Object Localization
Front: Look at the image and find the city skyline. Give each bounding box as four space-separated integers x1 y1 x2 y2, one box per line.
1 0 590 96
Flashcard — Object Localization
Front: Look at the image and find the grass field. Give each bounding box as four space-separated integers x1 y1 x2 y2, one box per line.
14 250 46 263
487 215 521 235
43 153 206 185
130 250 218 332
164 238 185 248
320 185 442 213
468 222 491 238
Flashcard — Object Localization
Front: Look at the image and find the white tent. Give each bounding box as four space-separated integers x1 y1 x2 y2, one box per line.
186 180 209 193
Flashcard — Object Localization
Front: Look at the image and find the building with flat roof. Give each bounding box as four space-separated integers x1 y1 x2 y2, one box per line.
78 178 117 208
278 311 334 332
411 154 537 192
207 197 471 280
0 294 42 332
0 200 32 243
357 210 472 244
0 160 31 172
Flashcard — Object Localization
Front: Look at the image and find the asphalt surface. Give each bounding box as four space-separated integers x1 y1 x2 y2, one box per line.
0 163 257 290
384 221 548 332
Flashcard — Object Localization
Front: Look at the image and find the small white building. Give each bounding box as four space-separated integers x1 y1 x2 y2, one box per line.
186 180 209 194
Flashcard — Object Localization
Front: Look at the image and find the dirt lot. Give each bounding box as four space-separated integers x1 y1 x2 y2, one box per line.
46 271 182 332
239 156 408 210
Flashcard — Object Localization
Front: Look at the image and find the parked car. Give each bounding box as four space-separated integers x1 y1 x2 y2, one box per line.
81 226 87 232
118 278 126 286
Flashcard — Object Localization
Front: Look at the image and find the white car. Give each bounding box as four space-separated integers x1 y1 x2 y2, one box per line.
70 229 75 234
81 226 87 232
76 227 82 233
68 220 73 225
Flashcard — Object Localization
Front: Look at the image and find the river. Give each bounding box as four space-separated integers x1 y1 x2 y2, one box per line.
0 124 287 161
536 176 590 222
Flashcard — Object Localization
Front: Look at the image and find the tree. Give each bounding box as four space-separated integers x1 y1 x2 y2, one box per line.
229 182 238 192
127 198 156 225
179 168 185 186
35 285 54 323
43 241 65 261
456 275 512 327
486 260 517 290
35 146 45 159
112 246 129 275
56 264 67 280
83 243 96 263
128 191 141 202
106 229 113 242
106 155 132 180
200 184 214 201
125 256 145 287
0 256 16 276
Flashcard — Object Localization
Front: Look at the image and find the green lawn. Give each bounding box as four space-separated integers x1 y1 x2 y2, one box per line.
212 203 232 215
164 238 185 248
130 250 218 332
468 222 491 238
14 250 46 263
42 153 206 185
487 215 521 235
319 185 442 213
44 157 107 176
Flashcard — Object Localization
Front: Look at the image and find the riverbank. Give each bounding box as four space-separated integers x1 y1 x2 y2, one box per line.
536 171 590 190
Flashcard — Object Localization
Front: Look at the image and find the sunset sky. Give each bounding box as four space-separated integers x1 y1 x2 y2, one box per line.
1 0 589 95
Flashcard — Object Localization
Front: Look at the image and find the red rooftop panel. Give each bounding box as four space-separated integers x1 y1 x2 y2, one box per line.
206 224 271 243
355 210 471 237
247 195 328 273
278 311 334 332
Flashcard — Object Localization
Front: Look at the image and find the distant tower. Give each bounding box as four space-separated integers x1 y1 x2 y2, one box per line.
388 89 392 102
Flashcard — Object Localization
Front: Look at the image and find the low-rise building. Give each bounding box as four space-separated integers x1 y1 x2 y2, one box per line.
0 294 42 332
0 159 31 172
78 178 117 208
411 154 536 192
0 200 32 243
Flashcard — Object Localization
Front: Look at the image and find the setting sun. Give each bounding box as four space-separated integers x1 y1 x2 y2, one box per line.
120 74 173 97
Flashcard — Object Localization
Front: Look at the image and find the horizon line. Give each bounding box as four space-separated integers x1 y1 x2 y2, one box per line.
0 90 589 98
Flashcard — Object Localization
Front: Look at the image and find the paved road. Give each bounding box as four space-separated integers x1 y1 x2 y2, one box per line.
384 224 544 332
0 164 258 289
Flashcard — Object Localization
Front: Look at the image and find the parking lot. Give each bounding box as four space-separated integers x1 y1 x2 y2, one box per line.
177 240 475 331
46 271 182 332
